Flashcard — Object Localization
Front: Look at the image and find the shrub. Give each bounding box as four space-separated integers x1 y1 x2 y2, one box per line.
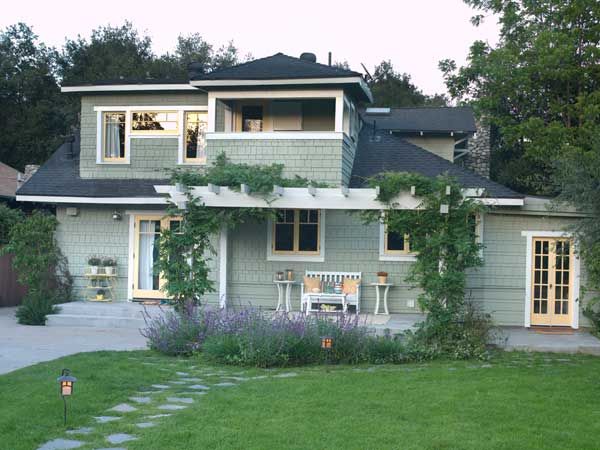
583 299 600 336
141 303 203 356
1 211 73 325
15 291 58 326
0 203 24 246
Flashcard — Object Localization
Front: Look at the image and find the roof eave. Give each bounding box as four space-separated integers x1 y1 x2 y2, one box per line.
60 84 197 93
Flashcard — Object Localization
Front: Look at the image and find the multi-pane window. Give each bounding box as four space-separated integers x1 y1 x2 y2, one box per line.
242 105 263 132
273 209 320 254
102 112 126 161
184 112 208 163
131 111 178 134
384 229 411 254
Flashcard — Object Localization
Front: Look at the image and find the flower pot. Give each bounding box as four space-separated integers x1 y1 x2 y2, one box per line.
104 266 116 276
90 266 99 275
96 294 104 301
377 275 388 284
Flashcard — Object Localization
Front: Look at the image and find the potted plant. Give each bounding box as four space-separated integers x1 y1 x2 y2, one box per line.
88 256 101 275
102 257 117 276
96 289 105 301
377 271 388 284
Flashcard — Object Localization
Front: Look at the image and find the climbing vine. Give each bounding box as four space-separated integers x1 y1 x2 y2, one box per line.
157 154 324 307
362 172 491 358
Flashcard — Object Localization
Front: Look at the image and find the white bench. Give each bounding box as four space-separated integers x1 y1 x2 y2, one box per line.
300 271 362 315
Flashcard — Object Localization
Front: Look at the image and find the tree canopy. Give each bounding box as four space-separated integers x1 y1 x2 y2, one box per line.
440 0 600 194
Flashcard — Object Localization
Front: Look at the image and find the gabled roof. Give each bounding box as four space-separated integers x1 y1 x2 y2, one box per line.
192 53 362 81
350 124 522 199
17 135 168 201
361 106 477 134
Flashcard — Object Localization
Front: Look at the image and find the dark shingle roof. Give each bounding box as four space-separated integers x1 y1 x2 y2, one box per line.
17 135 168 199
61 77 190 87
350 125 522 198
362 107 477 133
192 53 362 81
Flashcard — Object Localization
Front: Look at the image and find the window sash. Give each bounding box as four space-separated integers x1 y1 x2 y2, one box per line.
184 111 208 163
130 111 179 134
102 112 126 161
272 209 320 255
384 228 411 255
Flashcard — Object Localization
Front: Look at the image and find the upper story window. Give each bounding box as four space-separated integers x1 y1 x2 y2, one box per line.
184 112 208 164
102 112 126 161
273 209 320 255
131 111 179 134
242 105 263 132
384 229 411 255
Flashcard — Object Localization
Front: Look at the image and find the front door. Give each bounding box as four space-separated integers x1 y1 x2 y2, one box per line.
530 237 573 326
132 215 180 299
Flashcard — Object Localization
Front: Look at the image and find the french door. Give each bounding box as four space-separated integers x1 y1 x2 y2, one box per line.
132 215 180 299
530 237 573 326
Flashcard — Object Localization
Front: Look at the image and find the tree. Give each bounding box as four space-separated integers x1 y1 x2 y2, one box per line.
369 60 448 107
0 23 68 170
440 0 600 194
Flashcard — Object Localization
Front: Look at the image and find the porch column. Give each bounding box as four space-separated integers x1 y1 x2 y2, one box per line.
218 226 228 309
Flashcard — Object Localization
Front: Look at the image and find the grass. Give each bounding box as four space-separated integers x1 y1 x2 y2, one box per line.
2 351 600 450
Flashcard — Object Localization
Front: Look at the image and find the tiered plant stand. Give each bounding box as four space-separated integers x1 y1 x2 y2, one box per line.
85 270 116 302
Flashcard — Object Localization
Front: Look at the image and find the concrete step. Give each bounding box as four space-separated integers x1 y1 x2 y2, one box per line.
46 313 147 329
55 302 167 319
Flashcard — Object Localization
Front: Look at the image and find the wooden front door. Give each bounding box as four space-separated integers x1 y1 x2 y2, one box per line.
530 237 573 327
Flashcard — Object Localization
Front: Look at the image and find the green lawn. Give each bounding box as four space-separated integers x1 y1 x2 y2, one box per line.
2 351 600 450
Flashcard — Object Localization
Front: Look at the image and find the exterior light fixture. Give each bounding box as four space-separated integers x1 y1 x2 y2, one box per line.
57 369 77 425
321 336 333 365
112 210 122 221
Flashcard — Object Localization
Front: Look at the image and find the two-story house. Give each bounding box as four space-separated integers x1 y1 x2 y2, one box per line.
17 52 590 330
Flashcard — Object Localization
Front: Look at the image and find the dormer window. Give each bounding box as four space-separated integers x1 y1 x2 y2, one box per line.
131 111 179 134
102 112 126 161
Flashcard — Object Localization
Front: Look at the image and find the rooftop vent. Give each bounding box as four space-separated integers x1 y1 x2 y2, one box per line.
365 107 391 115
300 52 317 63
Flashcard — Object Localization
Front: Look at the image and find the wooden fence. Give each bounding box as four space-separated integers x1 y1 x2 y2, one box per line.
0 253 27 307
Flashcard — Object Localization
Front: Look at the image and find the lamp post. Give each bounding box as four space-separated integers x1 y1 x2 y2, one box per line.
57 369 77 426
321 336 333 365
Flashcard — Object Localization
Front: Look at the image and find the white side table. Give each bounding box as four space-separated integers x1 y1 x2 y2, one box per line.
274 280 296 312
370 283 393 315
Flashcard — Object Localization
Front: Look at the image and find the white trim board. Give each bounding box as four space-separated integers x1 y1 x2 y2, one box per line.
62 84 197 93
93 106 208 112
17 195 168 205
206 132 343 140
521 230 580 329
378 222 417 262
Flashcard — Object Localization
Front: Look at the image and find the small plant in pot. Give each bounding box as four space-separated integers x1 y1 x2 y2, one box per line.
96 289 105 301
88 256 101 275
377 271 388 284
102 257 117 276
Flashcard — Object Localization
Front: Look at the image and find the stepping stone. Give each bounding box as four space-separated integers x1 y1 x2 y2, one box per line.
136 422 156 429
167 397 194 404
37 438 84 450
129 396 152 404
106 433 137 444
180 391 207 396
109 403 137 413
224 376 250 381
189 384 210 390
94 448 126 450
147 413 173 419
176 371 189 376
151 384 170 389
251 375 268 380
66 427 94 435
481 364 493 368
158 404 187 410
94 416 122 423
274 372 298 378
179 377 202 382
169 380 188 385
214 382 237 387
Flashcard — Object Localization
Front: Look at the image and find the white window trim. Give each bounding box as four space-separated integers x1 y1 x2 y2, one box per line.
94 106 208 166
206 132 343 141
378 222 417 262
266 210 325 262
521 230 580 329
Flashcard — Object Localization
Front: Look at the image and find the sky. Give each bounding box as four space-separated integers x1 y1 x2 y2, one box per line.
2 0 500 95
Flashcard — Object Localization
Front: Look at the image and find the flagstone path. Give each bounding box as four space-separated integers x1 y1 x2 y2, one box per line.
35 362 295 450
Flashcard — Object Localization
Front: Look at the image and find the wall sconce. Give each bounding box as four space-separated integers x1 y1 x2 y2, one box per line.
57 368 77 425
112 210 122 221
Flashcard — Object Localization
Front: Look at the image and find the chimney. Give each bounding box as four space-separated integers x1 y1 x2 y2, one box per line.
23 164 40 183
328 52 332 66
462 120 491 178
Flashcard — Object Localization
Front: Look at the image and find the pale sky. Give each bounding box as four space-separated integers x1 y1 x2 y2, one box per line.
2 0 500 95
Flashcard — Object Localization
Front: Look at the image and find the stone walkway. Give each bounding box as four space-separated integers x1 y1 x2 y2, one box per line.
35 360 298 450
